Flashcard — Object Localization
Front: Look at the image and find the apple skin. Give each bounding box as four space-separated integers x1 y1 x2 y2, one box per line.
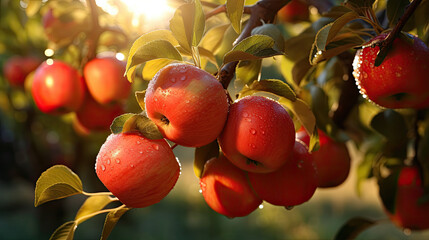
75 96 124 132
218 95 295 173
3 56 41 87
296 128 350 188
200 154 262 218
31 60 86 114
277 0 310 23
83 57 131 105
248 140 318 207
353 33 429 109
383 166 429 230
95 132 180 208
145 63 229 147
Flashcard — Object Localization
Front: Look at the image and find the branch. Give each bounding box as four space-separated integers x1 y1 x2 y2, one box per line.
82 0 103 67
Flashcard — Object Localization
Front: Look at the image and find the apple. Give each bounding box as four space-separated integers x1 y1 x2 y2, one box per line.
31 60 86 114
218 95 295 173
3 56 41 87
200 154 262 218
42 8 85 44
277 0 310 23
382 166 429 230
353 32 429 109
75 96 125 132
248 140 318 207
83 56 131 105
144 63 229 147
296 128 350 188
95 132 180 208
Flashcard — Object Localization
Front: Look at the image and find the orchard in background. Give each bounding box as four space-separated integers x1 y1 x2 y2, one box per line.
1 0 429 239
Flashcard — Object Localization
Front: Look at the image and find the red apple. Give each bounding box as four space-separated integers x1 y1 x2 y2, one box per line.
75 96 124 132
145 63 229 147
382 166 429 230
200 154 262 218
296 128 350 188
83 56 131 105
278 0 310 23
3 56 41 87
218 95 295 173
248 140 318 207
95 132 180 208
353 32 429 109
31 60 86 114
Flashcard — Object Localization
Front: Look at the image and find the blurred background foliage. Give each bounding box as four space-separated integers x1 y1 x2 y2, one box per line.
1 0 429 239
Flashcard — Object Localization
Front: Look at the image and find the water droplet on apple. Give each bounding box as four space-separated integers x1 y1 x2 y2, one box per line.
171 77 176 83
403 228 411 236
180 76 186 81
106 159 111 165
395 72 401 77
362 71 368 79
249 143 256 149
154 97 158 102
259 204 264 209
139 151 143 154
185 100 190 103
198 189 202 194
116 159 120 164
130 164 134 168
136 141 141 144
245 118 252 122
100 164 106 171
152 144 159 150
250 128 257 135
261 130 265 135
243 112 249 118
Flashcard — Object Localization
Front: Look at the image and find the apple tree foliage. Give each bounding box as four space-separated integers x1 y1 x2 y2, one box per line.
1 0 429 239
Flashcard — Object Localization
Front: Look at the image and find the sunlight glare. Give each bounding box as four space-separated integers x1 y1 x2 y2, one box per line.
120 0 173 20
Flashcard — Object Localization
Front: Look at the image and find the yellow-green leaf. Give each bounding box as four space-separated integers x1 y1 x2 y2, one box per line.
123 114 164 140
194 141 220 178
35 165 83 207
23 0 42 17
200 23 230 53
75 195 114 223
243 79 297 101
169 0 205 53
226 0 245 34
236 60 262 85
110 113 136 134
135 90 146 111
100 207 130 240
49 221 77 240
142 59 174 80
223 35 283 64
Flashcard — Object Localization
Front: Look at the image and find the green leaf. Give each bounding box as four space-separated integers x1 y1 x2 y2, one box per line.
223 35 283 64
292 57 312 85
387 0 409 27
310 34 364 65
379 169 401 214
323 6 353 19
370 109 408 143
169 0 205 53
284 33 315 61
236 60 262 85
334 217 376 240
49 221 77 240
123 114 164 140
23 0 42 17
194 140 220 178
35 165 83 207
326 11 360 46
142 59 174 81
135 91 146 111
125 40 182 82
239 79 297 102
110 113 136 134
100 207 130 240
226 0 244 34
308 85 332 132
344 0 376 9
251 24 285 52
200 24 231 53
75 195 114 223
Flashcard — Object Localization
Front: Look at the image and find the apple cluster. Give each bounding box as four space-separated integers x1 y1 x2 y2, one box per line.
94 63 351 217
29 56 131 133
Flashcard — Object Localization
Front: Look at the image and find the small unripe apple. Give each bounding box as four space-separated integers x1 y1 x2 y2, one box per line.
83 56 131 105
75 96 124 132
31 60 86 114
296 128 350 188
353 32 429 109
277 0 310 23
248 140 318 207
3 56 41 87
145 63 229 147
95 132 180 208
200 154 262 218
218 95 295 173
382 166 429 230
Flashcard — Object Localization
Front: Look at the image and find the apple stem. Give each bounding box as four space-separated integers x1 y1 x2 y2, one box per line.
374 0 423 67
171 143 179 150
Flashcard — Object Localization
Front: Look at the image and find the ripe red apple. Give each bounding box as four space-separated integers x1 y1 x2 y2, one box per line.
382 166 429 230
145 63 229 147
3 56 41 87
248 140 318 207
200 154 262 218
83 56 131 105
218 96 295 173
95 132 180 208
296 128 350 188
277 0 310 23
31 60 86 114
75 96 124 132
353 32 429 109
